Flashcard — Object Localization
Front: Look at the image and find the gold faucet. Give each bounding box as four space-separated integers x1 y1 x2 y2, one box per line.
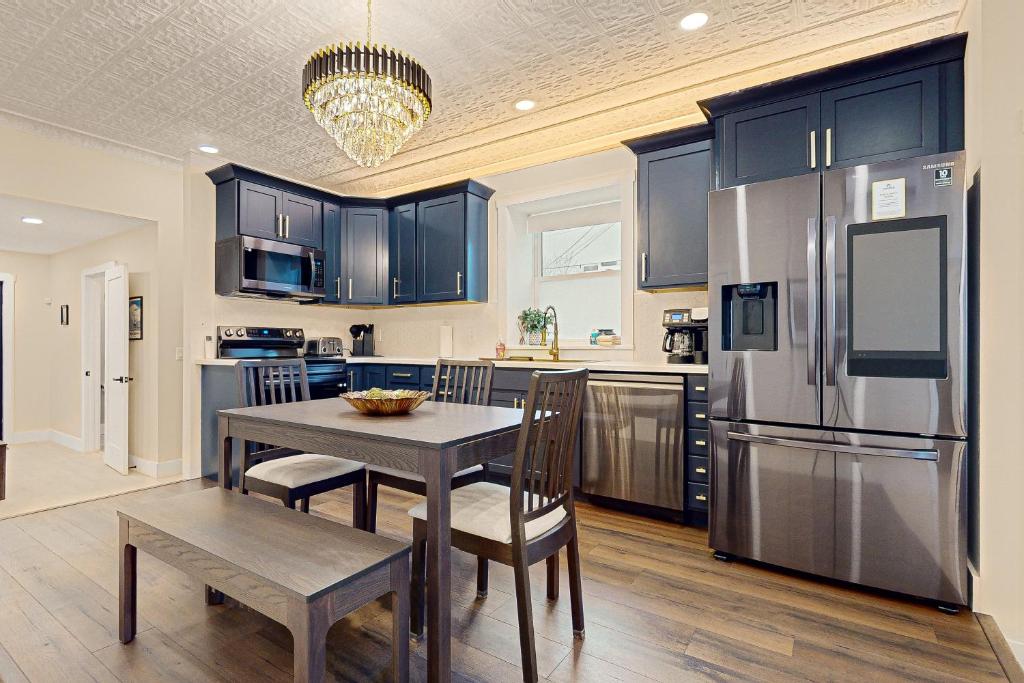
543 305 559 361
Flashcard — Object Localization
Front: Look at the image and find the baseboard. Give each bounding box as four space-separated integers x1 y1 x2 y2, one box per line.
129 455 182 479
1010 639 1024 677
977 613 1024 682
10 429 83 451
50 429 83 452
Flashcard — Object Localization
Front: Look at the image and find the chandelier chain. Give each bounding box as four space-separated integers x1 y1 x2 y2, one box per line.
366 0 372 45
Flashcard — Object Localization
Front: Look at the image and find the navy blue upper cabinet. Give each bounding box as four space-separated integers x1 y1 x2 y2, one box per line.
628 127 713 289
417 194 467 302
322 202 343 303
343 207 387 305
719 94 820 187
700 35 965 189
237 180 284 241
281 192 322 248
820 66 940 170
209 166 324 248
389 203 417 304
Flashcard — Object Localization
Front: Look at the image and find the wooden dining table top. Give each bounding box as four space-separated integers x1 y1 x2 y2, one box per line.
218 397 525 449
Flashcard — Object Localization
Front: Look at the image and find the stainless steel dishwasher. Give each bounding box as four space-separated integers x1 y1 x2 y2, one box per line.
581 372 686 511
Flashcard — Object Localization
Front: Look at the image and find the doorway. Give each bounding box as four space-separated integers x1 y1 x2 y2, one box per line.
81 261 130 474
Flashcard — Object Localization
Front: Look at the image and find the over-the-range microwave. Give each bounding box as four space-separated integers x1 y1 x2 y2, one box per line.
215 235 325 301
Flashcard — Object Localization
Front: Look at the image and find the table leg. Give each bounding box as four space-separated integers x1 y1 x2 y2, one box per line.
421 447 454 683
207 415 230 605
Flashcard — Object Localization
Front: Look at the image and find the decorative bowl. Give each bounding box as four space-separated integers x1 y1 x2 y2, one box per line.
341 389 429 416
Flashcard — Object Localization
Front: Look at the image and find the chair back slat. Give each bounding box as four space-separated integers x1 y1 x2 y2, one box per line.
430 359 493 406
510 369 588 528
236 359 310 409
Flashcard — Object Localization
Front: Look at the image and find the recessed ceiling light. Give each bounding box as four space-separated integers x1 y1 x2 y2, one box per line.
514 99 536 111
21 216 43 225
198 144 219 154
680 12 709 30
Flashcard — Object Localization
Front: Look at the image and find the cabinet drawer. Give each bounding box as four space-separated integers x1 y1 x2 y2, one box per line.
493 368 533 392
686 376 709 401
687 402 709 428
491 389 526 409
687 456 709 484
387 365 421 386
688 428 709 456
420 365 438 388
687 482 710 511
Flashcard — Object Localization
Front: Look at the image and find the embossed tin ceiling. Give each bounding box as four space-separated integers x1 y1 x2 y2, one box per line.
0 1 961 195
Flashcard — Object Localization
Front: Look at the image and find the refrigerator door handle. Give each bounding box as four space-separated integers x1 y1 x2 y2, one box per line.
825 216 838 386
806 217 818 386
727 432 938 461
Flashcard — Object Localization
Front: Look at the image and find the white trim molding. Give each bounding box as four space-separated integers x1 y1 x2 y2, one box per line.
0 272 15 444
128 455 182 479
10 429 84 451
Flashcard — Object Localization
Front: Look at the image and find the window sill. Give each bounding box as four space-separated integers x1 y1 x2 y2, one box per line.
506 343 634 351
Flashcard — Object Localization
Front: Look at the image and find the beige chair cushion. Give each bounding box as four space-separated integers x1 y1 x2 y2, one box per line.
245 454 364 489
368 463 483 483
408 481 567 544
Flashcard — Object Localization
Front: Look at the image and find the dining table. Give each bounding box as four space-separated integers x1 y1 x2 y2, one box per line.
217 398 524 682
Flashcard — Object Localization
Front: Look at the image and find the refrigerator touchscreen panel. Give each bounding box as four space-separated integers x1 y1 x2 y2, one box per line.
847 216 948 379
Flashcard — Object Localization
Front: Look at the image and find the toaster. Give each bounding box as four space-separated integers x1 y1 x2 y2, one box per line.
304 336 345 357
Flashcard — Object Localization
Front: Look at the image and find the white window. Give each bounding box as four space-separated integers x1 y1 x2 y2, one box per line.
501 179 634 348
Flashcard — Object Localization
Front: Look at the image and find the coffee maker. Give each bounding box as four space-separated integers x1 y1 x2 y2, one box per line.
662 308 709 364
349 323 375 356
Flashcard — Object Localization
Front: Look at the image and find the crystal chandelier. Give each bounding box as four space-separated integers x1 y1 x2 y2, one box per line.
302 0 432 168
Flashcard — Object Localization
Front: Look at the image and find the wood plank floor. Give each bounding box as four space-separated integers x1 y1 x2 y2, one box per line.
0 478 1007 682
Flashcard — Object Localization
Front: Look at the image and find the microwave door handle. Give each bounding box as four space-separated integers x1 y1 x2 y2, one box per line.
807 217 818 386
825 216 838 386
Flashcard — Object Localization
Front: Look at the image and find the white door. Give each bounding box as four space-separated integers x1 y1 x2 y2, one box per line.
103 265 129 474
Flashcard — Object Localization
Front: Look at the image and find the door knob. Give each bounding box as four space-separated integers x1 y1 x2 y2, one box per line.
113 376 134 383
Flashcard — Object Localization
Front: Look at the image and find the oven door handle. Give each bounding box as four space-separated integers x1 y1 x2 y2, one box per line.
727 432 937 461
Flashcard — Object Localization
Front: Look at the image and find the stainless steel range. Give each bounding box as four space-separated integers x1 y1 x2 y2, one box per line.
707 151 969 607
216 326 347 399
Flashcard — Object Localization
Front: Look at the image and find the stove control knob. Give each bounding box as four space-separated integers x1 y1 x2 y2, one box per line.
223 329 233 337
235 328 245 337
285 330 293 337
295 330 303 338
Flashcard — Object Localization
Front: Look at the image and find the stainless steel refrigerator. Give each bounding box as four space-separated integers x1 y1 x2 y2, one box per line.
707 151 969 606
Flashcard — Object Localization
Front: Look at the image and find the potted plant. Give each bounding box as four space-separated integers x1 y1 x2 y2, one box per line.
518 308 547 345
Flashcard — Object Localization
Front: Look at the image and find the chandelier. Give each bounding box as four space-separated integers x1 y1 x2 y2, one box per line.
302 0 432 168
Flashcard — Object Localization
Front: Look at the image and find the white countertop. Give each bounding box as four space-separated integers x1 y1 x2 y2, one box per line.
196 355 707 374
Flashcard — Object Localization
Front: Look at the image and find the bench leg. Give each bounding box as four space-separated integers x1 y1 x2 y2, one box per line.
410 524 426 640
288 603 328 683
352 478 367 531
118 518 137 644
391 558 410 682
366 475 379 533
476 557 488 598
205 585 225 606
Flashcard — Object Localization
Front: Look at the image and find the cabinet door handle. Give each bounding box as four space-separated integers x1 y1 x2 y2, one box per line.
284 215 290 239
393 372 413 378
393 277 399 299
825 127 832 167
695 385 706 392
695 439 707 447
809 130 817 169
641 252 648 282
695 467 707 474
513 398 519 409
456 271 462 296
335 277 341 299
695 493 707 502
348 278 353 301
695 413 706 420
276 214 283 237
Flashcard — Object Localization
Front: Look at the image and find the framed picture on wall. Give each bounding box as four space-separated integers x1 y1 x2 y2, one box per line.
129 296 143 340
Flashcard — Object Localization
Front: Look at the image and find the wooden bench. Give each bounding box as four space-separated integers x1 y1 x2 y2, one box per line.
117 487 410 682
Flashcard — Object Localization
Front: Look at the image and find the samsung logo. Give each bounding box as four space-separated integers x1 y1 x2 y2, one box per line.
922 162 956 170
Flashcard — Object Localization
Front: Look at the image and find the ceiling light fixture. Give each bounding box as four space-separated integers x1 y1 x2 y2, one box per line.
514 99 536 112
21 216 43 225
680 12 709 30
302 0 432 168
198 144 219 154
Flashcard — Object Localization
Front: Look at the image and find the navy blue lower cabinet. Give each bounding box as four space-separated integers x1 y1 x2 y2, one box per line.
358 365 385 390
386 365 421 389
346 366 364 392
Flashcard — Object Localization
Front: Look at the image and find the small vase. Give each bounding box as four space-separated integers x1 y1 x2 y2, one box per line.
528 331 542 345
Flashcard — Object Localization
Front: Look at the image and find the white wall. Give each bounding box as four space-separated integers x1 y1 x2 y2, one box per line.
957 0 1024 664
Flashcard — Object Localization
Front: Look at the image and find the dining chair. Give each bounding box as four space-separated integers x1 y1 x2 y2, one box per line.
365 359 494 533
408 368 589 683
235 359 367 527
